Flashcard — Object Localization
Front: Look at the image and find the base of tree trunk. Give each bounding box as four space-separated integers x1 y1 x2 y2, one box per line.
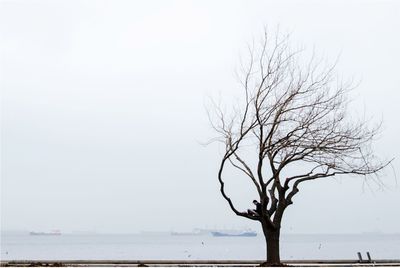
259 261 287 267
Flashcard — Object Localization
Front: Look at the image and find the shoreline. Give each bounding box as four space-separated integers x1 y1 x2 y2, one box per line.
2 259 400 267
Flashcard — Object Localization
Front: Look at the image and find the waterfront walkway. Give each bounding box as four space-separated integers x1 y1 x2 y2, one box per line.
2 259 400 267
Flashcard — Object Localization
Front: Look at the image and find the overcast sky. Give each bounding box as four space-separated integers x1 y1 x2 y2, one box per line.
1 0 399 234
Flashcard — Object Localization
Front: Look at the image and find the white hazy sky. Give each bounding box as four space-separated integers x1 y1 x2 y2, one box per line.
1 0 399 234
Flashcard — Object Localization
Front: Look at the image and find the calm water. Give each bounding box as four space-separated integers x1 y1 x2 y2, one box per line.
1 233 399 260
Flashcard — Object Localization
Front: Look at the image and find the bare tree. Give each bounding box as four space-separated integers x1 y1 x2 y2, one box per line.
209 31 390 266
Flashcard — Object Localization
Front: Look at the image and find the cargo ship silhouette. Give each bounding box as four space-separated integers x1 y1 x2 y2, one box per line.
211 230 257 237
29 230 61 236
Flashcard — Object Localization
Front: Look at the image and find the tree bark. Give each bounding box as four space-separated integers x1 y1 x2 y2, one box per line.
261 223 281 266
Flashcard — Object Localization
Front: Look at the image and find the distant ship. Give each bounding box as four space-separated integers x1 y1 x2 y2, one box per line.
171 231 201 236
29 230 61 236
170 228 209 236
211 230 257 237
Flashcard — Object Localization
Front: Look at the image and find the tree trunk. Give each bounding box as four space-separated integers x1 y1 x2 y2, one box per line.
261 224 281 266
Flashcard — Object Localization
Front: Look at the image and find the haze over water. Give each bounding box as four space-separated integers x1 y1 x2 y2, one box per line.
2 232 400 260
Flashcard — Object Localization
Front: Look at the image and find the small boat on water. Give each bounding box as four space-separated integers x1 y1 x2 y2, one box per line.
29 230 61 236
211 230 257 237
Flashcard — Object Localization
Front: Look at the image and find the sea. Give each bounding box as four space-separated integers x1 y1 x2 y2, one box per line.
1 232 399 261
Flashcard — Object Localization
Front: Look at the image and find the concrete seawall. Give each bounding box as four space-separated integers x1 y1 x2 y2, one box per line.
2 259 400 267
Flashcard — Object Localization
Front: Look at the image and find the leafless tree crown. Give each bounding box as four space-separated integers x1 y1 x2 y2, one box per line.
209 31 390 228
